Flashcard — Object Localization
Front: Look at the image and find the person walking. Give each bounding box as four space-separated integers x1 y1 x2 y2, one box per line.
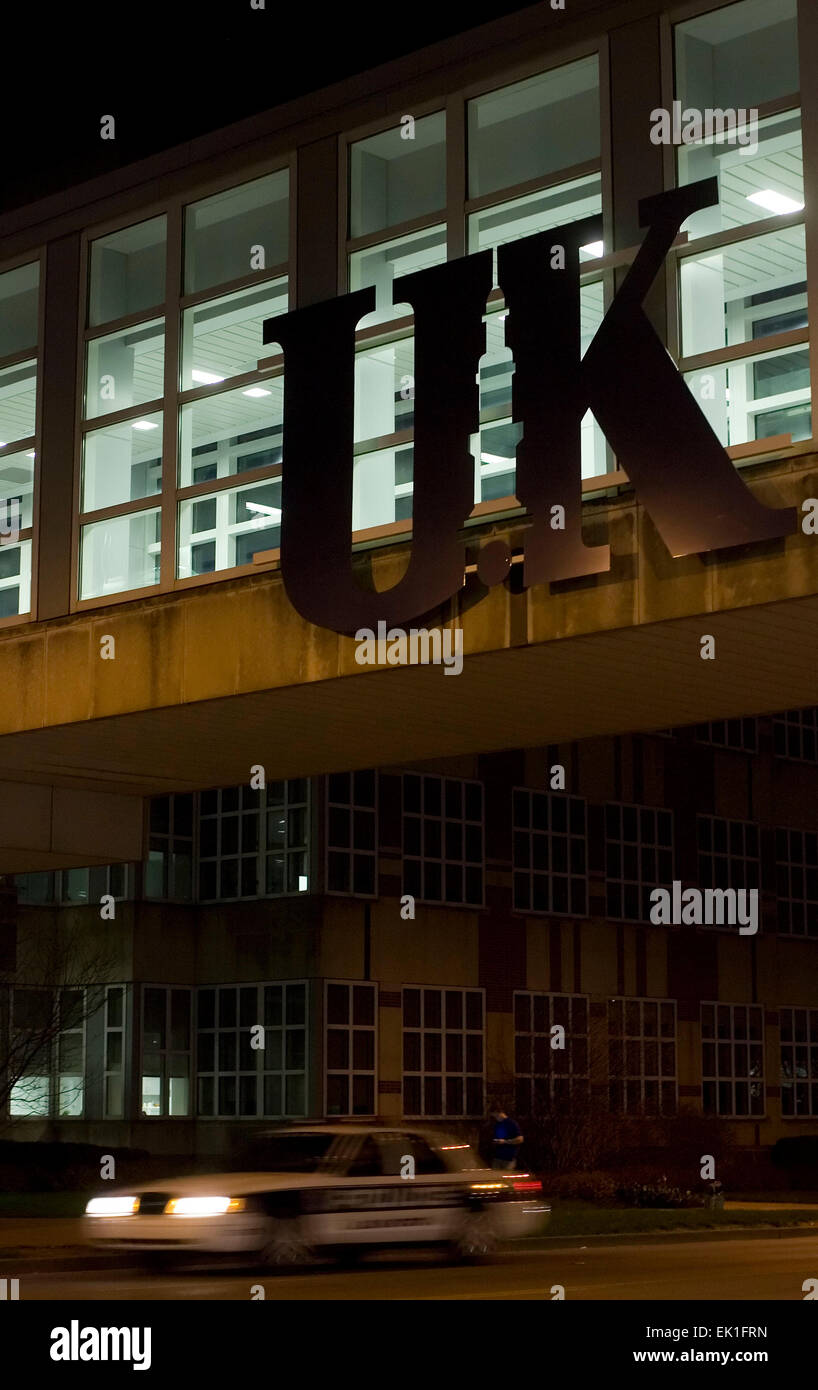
490 1107 523 1172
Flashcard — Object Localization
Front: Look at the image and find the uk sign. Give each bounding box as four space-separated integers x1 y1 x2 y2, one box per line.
263 178 796 637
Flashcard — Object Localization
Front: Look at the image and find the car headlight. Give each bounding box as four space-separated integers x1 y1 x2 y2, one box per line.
85 1196 140 1217
164 1196 245 1217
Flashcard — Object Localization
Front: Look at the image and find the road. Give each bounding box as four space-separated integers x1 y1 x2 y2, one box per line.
5 1236 818 1300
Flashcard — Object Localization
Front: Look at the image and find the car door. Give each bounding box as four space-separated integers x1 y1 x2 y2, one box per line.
313 1133 462 1246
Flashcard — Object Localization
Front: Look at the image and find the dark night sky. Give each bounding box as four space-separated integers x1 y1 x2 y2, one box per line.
6 1 538 214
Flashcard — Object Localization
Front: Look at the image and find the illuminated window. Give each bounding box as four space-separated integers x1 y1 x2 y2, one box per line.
141 987 191 1117
198 780 309 902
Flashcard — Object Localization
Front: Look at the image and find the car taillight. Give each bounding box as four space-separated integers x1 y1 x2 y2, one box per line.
512 1178 542 1193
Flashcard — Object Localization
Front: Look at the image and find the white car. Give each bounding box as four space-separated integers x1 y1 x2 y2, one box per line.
84 1124 549 1267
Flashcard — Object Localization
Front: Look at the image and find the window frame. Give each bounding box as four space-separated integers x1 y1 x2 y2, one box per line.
71 154 295 612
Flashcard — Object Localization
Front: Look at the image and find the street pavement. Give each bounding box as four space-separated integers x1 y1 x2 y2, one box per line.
3 1234 818 1300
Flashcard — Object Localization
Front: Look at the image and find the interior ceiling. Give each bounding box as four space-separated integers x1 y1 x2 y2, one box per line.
1 593 818 798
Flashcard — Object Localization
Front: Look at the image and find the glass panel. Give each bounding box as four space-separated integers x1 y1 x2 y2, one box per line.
678 109 802 240
675 0 798 112
178 379 283 487
177 477 281 578
354 337 414 446
89 216 167 327
85 318 164 420
350 112 446 238
10 1075 50 1116
180 278 287 390
467 173 603 277
80 508 161 599
680 225 806 357
184 170 289 295
352 442 413 533
685 342 810 449
468 56 600 199
0 358 36 446
349 224 446 329
82 413 162 512
0 261 39 357
0 446 34 538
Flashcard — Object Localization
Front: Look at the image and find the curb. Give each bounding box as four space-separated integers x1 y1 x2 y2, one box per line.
522 1223 818 1251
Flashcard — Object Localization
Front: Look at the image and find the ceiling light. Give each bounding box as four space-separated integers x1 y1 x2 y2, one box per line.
746 190 804 215
191 369 225 384
131 420 158 431
244 501 282 519
242 387 271 398
580 241 604 258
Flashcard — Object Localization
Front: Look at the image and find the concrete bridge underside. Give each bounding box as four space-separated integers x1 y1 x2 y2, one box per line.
2 459 818 872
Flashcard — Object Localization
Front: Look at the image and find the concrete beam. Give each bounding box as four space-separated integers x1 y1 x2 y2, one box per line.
0 784 144 874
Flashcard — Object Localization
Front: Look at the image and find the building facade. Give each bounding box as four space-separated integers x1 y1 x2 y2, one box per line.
1 0 818 1161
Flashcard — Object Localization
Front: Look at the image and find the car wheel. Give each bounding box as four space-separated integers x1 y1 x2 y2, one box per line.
452 1210 499 1261
258 1217 315 1268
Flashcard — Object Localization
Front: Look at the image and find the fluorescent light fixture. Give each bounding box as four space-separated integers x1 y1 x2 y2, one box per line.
191 368 225 385
298 875 308 892
746 189 804 216
131 420 158 431
242 387 271 398
244 501 282 519
581 241 604 258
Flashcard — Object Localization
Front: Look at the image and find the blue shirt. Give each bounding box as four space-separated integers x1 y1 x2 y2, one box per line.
492 1117 521 1159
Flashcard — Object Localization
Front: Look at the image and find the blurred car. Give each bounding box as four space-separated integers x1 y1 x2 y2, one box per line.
84 1124 549 1267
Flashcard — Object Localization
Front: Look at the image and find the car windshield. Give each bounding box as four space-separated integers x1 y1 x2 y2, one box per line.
231 1133 337 1173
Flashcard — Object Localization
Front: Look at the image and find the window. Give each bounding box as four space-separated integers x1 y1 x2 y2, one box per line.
197 982 307 1119
402 773 483 907
512 789 587 915
184 171 288 296
79 172 290 603
698 816 760 893
467 56 600 199
104 986 127 1119
675 0 806 450
607 997 676 1116
325 981 377 1117
694 718 758 752
467 56 607 492
326 770 377 896
8 988 85 1118
140 987 191 1117
780 1008 818 1117
773 708 818 763
198 780 309 901
402 986 484 1117
701 1001 764 1116
0 259 40 620
605 803 674 922
350 113 446 239
514 992 589 1115
775 828 818 937
145 793 194 901
59 864 131 906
